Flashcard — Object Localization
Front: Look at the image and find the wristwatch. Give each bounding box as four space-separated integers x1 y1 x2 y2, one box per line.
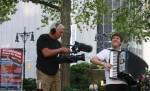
101 62 104 65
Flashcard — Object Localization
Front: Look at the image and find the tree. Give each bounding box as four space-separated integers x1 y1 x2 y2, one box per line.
0 0 18 24
1 0 150 43
113 0 150 44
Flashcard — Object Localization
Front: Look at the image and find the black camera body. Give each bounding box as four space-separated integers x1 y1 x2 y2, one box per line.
58 54 85 63
57 41 92 63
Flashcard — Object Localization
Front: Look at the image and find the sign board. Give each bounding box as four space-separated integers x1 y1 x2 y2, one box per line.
0 48 23 90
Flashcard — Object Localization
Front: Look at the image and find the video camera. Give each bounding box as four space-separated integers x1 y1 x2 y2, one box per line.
58 41 93 63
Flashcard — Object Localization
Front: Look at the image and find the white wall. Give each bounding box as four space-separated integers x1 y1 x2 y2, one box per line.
0 1 97 78
142 41 150 68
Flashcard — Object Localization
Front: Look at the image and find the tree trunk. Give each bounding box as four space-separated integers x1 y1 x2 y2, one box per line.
60 0 71 89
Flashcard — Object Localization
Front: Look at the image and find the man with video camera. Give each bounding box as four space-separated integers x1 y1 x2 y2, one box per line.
36 22 71 91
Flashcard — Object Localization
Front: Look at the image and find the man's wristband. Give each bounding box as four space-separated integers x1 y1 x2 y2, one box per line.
101 62 104 65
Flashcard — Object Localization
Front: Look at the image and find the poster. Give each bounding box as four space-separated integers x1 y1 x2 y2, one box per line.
0 48 23 90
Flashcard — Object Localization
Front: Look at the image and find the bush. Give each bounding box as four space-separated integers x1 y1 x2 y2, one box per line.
70 62 99 91
23 78 36 91
62 86 80 91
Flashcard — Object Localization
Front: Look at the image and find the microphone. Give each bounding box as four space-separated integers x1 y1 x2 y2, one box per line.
75 41 93 53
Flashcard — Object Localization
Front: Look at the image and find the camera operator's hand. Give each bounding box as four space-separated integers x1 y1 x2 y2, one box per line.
60 47 72 54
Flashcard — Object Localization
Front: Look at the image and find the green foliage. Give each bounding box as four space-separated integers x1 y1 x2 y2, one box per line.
62 86 80 91
41 7 61 27
24 0 112 31
23 78 36 90
72 0 111 31
0 0 18 24
30 0 62 27
113 0 150 44
70 62 99 91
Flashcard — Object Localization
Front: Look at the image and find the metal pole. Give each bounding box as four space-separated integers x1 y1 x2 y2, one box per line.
23 30 26 79
15 27 34 79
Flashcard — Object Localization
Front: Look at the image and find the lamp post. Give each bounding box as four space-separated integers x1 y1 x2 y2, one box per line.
15 27 34 78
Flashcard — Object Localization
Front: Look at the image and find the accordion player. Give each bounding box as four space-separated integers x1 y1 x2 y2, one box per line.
109 49 148 85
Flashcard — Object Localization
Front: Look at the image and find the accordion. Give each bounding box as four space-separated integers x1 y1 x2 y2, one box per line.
109 49 148 85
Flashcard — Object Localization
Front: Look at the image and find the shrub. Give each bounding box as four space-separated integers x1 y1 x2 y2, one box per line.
62 86 80 91
23 78 36 91
70 62 99 91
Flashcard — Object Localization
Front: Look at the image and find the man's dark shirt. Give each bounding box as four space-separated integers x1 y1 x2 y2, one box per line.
36 34 61 76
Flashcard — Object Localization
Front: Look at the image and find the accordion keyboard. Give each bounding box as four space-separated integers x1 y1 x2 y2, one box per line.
109 51 118 79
